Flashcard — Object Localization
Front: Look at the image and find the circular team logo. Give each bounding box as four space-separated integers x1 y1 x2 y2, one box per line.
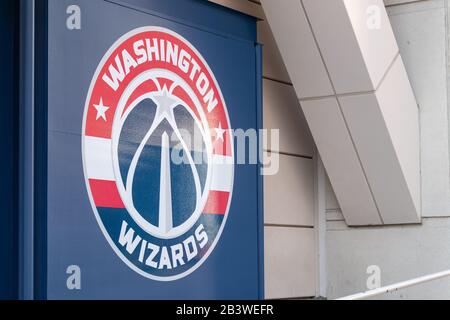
82 27 234 281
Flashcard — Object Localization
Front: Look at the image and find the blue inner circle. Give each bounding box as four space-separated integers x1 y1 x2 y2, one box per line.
117 98 208 228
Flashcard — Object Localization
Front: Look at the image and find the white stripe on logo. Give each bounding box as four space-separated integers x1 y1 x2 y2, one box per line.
84 136 115 181
84 136 234 192
210 155 234 192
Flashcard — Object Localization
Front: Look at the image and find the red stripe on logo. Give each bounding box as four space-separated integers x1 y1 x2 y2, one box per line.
89 179 125 209
203 191 230 215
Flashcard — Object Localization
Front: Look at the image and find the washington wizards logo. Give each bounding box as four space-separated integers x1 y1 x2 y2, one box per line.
82 27 234 281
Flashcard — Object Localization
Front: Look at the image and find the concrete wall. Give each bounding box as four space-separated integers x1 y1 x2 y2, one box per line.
326 0 450 299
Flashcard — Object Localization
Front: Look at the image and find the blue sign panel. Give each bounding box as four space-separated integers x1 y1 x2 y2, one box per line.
0 0 18 300
42 0 262 299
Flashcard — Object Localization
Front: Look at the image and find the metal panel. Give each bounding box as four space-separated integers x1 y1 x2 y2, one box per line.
262 0 420 226
339 56 420 224
0 0 19 300
301 97 382 226
38 0 262 299
303 0 399 94
260 0 334 99
109 0 257 41
255 43 265 300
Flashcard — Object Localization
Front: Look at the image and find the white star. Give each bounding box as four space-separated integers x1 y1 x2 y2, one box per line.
152 87 178 127
215 123 226 142
93 98 110 122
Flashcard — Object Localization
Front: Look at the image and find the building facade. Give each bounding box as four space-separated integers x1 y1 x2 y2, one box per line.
218 0 450 300
1 0 450 300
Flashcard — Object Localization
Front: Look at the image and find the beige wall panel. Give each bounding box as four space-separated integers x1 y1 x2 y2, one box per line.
265 227 316 299
258 20 291 84
263 79 314 157
264 154 315 226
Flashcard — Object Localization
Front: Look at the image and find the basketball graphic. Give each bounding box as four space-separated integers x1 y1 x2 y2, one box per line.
82 27 234 281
